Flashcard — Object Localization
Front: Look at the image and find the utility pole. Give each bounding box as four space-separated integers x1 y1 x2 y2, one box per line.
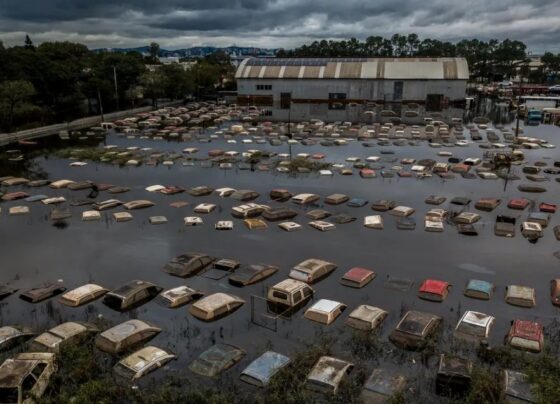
113 66 119 111
96 86 105 122
514 74 523 139
288 98 292 161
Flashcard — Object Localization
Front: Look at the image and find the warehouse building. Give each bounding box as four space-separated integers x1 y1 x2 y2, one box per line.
235 57 469 122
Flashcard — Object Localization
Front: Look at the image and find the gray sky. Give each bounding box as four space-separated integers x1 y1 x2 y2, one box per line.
0 0 559 52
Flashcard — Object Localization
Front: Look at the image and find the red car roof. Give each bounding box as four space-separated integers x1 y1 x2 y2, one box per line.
508 199 529 208
419 279 449 295
343 267 374 282
511 320 543 341
539 203 557 212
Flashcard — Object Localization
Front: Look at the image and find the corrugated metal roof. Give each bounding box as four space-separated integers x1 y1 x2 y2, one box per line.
236 57 469 80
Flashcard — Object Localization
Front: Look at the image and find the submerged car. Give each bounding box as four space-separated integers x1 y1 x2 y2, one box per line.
289 258 337 284
0 286 17 301
262 208 298 222
505 285 536 308
495 215 516 237
189 293 245 321
345 305 388 331
239 351 291 388
340 268 375 288
228 264 278 287
103 280 162 311
436 354 473 397
113 346 176 381
389 311 442 350
200 259 240 280
0 352 56 403
304 299 346 325
418 279 450 302
464 279 494 300
162 253 215 278
155 286 204 308
189 344 246 377
501 370 535 404
267 279 314 314
122 200 155 210
361 369 407 403
306 356 353 395
30 322 98 352
58 284 108 307
230 189 259 201
95 319 161 355
19 283 66 303
269 189 292 202
550 279 560 306
0 326 35 352
506 320 544 353
291 193 320 205
231 203 268 219
454 311 495 343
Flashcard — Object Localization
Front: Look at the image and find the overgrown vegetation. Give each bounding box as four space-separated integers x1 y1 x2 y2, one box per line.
0 39 234 132
22 329 560 404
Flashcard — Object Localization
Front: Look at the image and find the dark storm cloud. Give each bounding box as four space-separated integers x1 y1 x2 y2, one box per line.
0 0 559 51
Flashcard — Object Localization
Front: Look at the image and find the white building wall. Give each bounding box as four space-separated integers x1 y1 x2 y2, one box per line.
238 78 467 122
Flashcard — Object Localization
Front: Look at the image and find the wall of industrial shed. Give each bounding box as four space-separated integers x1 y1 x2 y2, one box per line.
237 78 467 102
237 78 466 123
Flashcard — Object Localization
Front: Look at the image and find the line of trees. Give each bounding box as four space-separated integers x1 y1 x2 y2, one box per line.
276 34 560 84
0 37 234 132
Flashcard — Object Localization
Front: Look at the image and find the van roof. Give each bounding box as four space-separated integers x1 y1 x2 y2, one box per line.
272 279 308 293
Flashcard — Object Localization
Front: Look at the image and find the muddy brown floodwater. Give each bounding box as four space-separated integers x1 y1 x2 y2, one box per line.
1 117 560 401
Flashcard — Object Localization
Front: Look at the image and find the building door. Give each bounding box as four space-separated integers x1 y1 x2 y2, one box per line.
426 94 443 111
393 81 403 101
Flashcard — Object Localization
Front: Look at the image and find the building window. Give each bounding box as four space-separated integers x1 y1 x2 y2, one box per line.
256 84 272 91
261 109 273 116
329 93 346 110
280 93 292 109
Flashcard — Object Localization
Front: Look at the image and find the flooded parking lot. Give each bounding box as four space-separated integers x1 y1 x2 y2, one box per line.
1 110 560 401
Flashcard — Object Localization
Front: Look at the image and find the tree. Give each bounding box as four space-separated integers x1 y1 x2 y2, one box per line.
140 70 165 107
492 39 527 79
147 42 160 64
24 35 34 49
160 64 192 99
0 80 36 131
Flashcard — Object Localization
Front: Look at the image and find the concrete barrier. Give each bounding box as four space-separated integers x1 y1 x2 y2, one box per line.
0 101 183 147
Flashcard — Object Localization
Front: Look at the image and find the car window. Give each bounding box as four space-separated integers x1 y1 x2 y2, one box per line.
293 291 302 303
272 291 288 300
21 375 37 399
31 363 47 379
303 288 312 298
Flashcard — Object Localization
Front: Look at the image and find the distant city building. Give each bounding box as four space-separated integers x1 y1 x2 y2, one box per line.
235 57 469 122
146 60 197 72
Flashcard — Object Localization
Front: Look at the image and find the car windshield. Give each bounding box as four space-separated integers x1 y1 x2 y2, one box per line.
457 322 486 337
114 363 136 380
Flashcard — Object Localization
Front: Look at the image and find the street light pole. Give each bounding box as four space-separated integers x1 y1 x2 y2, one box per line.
515 75 524 137
97 86 104 122
113 66 119 111
288 99 292 161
